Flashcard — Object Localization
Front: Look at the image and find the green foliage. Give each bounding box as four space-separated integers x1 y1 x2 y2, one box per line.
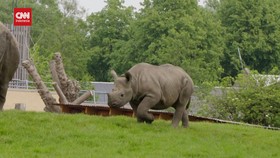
2 0 280 84
29 43 52 81
270 66 280 74
87 0 225 84
213 0 280 77
86 0 134 81
0 0 93 82
0 110 279 157
199 73 280 127
30 0 91 81
134 1 224 84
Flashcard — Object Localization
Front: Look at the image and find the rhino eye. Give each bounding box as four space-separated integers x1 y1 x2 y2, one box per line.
121 94 124 97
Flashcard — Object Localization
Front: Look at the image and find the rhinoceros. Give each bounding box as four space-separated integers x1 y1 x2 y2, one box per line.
0 22 20 110
108 63 194 127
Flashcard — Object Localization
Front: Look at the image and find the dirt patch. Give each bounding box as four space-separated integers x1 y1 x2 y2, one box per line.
4 88 59 112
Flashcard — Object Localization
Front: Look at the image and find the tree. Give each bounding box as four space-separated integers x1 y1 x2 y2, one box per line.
86 0 134 81
215 0 280 77
31 0 90 81
110 0 225 84
0 0 92 81
199 73 280 127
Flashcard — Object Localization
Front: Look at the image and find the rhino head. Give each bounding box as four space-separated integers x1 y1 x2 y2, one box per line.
107 70 133 108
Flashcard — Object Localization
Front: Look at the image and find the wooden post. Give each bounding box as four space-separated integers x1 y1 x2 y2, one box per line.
22 60 61 113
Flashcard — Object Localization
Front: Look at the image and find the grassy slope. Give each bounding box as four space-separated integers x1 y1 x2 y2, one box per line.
0 110 279 158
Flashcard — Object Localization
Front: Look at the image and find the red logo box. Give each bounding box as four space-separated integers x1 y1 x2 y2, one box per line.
14 8 32 26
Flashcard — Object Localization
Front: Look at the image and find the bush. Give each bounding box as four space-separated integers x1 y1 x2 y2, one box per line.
198 73 280 127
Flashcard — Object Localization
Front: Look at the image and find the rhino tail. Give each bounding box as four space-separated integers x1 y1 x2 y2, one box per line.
186 98 191 109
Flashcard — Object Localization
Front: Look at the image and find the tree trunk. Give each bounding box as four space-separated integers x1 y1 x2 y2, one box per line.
22 60 61 112
49 60 61 88
53 52 80 102
72 91 92 105
52 82 68 104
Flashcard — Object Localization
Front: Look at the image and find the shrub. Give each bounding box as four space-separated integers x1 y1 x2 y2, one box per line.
198 73 280 127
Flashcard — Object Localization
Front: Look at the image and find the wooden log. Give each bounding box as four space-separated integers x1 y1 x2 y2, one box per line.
22 60 61 113
64 80 80 102
53 52 68 86
53 52 80 102
49 60 61 88
52 82 68 104
72 91 92 105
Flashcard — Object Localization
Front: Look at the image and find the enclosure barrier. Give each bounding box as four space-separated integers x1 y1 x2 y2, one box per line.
54 103 280 130
55 103 210 121
9 80 279 130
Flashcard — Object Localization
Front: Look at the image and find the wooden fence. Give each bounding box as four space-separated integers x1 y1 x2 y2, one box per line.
5 24 30 81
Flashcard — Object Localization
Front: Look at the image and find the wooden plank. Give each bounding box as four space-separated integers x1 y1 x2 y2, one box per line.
61 105 70 113
109 107 134 117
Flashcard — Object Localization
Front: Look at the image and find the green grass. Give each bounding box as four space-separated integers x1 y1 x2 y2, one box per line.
0 110 279 158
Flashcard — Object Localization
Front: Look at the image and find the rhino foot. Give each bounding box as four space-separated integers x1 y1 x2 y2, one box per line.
137 114 154 124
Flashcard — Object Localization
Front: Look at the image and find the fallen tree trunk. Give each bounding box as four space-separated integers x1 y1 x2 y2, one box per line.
72 91 92 105
49 60 61 88
52 82 68 104
22 60 61 113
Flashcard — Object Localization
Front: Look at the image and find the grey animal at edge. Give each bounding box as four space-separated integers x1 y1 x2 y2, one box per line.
0 22 20 110
107 63 194 128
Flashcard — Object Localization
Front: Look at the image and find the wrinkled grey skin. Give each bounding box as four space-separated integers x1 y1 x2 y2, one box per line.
0 22 20 110
108 63 194 127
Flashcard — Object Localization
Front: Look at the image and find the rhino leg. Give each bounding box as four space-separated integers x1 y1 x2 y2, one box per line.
182 109 189 128
173 84 192 128
136 96 157 124
129 102 138 118
0 82 9 110
0 56 18 111
172 103 186 128
182 99 191 128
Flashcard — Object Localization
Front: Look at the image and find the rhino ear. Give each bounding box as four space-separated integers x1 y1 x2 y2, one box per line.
111 70 118 80
125 72 132 82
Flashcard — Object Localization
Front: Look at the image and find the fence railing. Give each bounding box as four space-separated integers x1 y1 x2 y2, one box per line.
8 79 206 114
82 90 108 105
8 79 112 105
8 79 54 90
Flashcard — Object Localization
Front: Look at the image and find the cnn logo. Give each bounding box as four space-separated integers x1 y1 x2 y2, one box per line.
15 12 30 19
14 8 32 26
